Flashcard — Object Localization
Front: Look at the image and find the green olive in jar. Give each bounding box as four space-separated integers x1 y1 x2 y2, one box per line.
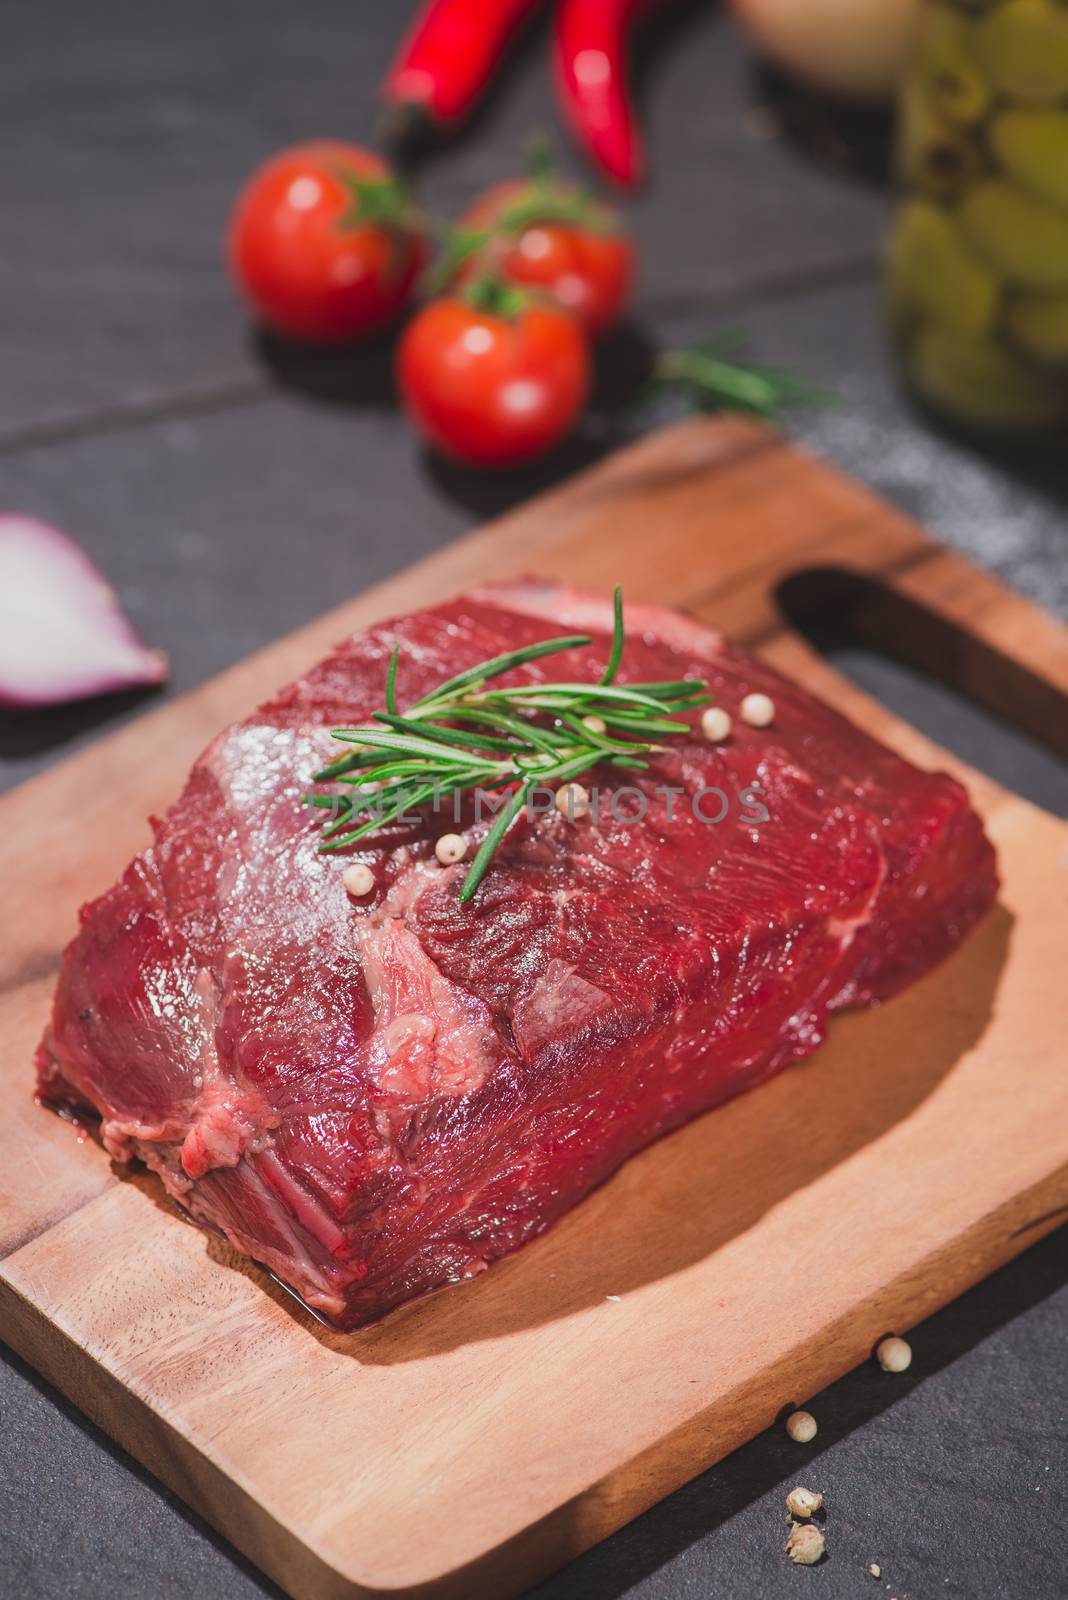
909 322 1066 426
918 4 991 122
990 108 1068 209
886 201 999 328
959 181 1068 289
971 0 1068 104
885 0 1068 433
1006 292 1068 363
900 84 986 196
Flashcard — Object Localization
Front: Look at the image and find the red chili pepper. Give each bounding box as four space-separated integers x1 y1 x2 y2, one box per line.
382 0 544 139
553 0 648 188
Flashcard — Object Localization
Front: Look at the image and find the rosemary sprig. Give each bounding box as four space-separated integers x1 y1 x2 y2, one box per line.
651 333 830 422
309 588 710 901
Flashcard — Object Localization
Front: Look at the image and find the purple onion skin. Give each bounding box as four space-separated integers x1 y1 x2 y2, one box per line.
0 515 169 710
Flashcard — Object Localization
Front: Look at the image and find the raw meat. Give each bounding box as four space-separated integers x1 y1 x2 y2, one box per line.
37 583 998 1328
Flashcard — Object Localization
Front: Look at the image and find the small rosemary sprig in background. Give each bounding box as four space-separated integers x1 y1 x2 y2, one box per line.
651 332 830 423
308 588 710 901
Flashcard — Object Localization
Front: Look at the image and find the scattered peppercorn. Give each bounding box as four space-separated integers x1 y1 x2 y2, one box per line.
341 863 375 898
740 691 775 727
785 1409 818 1443
701 706 732 743
785 1522 825 1564
785 1486 823 1518
876 1335 912 1373
555 782 591 819
434 832 468 865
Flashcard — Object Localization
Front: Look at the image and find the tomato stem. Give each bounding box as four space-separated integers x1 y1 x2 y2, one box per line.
461 271 532 319
334 169 425 289
424 185 614 299
334 170 418 233
422 134 619 300
526 129 556 188
496 184 615 237
424 225 495 296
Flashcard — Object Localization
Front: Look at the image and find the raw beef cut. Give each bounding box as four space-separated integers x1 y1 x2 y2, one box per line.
37 583 998 1329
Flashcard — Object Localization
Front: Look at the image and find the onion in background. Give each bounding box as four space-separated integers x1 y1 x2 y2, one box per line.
0 516 168 709
729 0 919 102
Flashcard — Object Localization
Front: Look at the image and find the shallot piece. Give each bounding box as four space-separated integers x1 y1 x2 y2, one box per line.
0 515 168 708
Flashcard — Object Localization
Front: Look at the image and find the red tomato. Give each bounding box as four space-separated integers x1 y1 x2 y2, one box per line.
458 179 633 336
228 142 425 343
397 293 591 467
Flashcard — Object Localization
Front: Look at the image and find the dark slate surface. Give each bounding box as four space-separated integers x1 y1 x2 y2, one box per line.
1 1 1066 1597
1 0 885 442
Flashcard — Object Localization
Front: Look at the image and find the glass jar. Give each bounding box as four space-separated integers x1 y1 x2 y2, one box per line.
885 0 1068 433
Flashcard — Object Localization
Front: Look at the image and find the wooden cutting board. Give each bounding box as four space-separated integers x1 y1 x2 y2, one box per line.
2 418 1067 1600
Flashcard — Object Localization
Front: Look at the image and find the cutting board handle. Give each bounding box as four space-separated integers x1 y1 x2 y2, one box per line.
777 548 1068 764
894 546 1068 712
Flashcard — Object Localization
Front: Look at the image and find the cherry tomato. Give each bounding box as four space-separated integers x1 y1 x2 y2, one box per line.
457 179 633 336
396 291 591 467
228 142 426 343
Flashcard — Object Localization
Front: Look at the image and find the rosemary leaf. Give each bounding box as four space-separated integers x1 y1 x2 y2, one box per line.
480 682 672 713
320 781 441 851
444 705 572 754
459 785 530 901
600 586 625 687
373 711 519 754
417 633 592 707
385 645 399 716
